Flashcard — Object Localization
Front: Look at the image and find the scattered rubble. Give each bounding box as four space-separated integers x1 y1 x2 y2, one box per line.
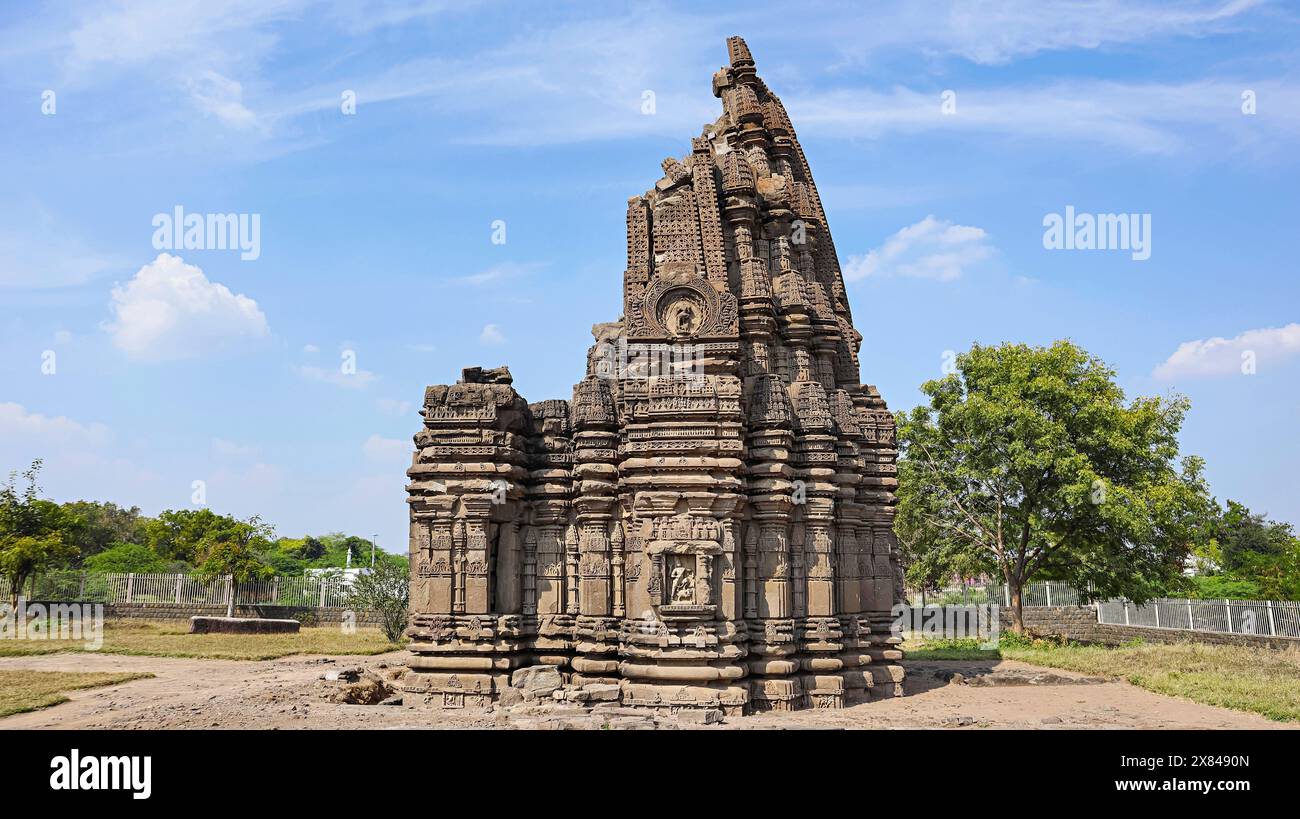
322 661 729 729
933 668 1107 687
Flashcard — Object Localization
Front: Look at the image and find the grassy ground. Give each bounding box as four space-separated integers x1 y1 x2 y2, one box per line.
904 635 1300 722
0 670 153 717
0 620 405 661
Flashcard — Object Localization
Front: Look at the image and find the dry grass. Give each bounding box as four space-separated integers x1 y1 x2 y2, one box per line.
904 636 1300 722
0 670 153 717
0 620 404 661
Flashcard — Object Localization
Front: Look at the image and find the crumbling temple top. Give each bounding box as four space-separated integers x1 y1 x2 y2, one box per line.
403 36 904 715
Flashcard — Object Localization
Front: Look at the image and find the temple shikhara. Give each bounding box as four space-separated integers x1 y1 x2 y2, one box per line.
403 36 904 715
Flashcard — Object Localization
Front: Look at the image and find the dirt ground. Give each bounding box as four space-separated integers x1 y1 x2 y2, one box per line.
0 652 1291 730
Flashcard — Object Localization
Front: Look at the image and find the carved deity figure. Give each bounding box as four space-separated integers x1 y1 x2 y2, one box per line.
675 304 696 335
670 565 695 602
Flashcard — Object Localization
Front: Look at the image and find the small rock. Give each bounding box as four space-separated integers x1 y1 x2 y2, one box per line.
607 717 656 730
1041 716 1062 724
497 688 524 708
674 708 724 725
324 667 361 683
511 665 564 698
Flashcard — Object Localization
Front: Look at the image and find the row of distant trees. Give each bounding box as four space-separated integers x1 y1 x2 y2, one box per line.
896 340 1300 630
0 460 403 607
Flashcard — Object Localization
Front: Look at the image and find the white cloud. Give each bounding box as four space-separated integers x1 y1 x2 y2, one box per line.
453 261 544 286
844 216 994 282
788 78 1300 156
298 364 377 389
303 343 319 353
479 324 505 344
104 253 270 361
376 398 413 416
824 0 1262 66
362 433 409 461
1154 323 1300 379
67 0 305 69
0 402 110 450
188 70 259 129
212 438 259 458
0 229 119 289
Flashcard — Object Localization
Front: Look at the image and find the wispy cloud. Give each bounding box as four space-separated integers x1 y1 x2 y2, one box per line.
844 216 994 282
816 0 1264 67
789 78 1300 156
212 437 259 459
298 364 378 389
479 324 505 345
187 70 260 130
0 402 110 450
362 433 409 461
376 398 412 416
452 261 545 286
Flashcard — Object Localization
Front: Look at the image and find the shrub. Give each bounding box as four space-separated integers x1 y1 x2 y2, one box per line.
345 561 409 643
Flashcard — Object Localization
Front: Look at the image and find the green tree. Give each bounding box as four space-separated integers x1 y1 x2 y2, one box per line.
59 500 146 564
143 508 235 564
0 461 79 607
193 515 276 617
896 341 1212 631
83 542 169 574
1215 500 1295 575
1184 500 1300 600
1184 574 1265 601
346 560 409 643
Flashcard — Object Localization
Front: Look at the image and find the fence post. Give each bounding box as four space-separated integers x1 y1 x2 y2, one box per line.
1123 601 1130 625
272 577 280 605
1224 599 1232 633
1267 600 1277 636
125 573 134 603
1187 598 1194 631
1154 599 1161 628
226 576 234 609
174 574 182 604
1045 583 1053 607
319 578 327 609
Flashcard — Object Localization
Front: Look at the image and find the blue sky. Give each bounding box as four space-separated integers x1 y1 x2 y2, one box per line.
2 0 1298 556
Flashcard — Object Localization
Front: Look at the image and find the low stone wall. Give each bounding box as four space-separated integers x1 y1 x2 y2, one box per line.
25 600 384 627
1006 605 1300 651
190 615 301 634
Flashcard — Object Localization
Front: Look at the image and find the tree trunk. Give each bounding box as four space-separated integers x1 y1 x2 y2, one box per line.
9 570 28 610
1008 583 1024 633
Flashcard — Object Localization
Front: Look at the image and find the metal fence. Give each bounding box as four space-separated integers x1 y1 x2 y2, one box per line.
1098 597 1300 639
975 581 1089 607
918 581 1300 639
1 571 356 610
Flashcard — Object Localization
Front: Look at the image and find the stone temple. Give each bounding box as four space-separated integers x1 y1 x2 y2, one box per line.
403 36 904 715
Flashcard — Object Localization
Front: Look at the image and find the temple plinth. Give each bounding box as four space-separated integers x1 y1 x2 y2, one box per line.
403 36 904 715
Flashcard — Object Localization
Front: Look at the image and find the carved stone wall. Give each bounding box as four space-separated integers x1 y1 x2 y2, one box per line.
404 37 904 715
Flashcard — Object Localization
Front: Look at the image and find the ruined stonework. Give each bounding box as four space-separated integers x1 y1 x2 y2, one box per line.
404 37 904 715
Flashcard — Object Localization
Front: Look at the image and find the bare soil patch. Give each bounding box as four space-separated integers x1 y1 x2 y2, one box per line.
0 653 1290 730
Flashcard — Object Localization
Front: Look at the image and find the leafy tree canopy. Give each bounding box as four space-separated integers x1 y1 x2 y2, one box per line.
83 542 168 574
0 461 79 605
896 340 1212 630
